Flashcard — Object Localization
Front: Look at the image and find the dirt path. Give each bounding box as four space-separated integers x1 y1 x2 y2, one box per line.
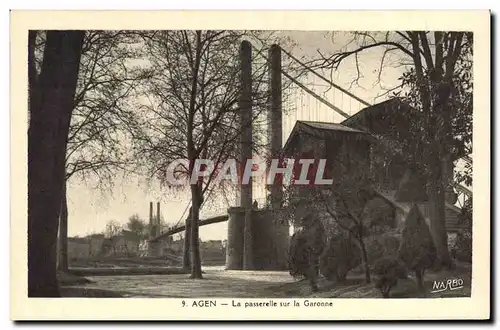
63 268 296 298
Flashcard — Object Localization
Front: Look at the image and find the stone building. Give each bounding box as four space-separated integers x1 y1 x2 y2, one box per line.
281 97 465 238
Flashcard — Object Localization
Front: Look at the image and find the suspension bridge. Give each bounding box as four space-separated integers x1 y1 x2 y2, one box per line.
147 41 472 268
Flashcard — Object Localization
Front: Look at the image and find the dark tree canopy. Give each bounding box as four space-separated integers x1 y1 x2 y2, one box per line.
126 214 148 239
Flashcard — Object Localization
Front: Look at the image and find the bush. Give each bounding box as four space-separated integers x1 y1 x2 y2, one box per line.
319 233 361 282
288 230 311 279
398 205 437 291
372 257 407 298
451 198 472 263
288 213 327 292
365 232 401 264
451 232 472 263
362 196 396 235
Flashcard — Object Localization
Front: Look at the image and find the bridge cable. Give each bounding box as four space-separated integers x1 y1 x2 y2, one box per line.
253 44 472 202
280 47 372 107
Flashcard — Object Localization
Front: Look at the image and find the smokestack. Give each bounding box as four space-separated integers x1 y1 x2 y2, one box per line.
149 202 154 238
149 202 153 225
156 202 161 236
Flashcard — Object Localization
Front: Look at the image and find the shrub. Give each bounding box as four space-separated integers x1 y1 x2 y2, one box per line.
451 232 472 263
288 230 310 279
362 196 396 235
398 205 437 291
319 233 361 282
365 232 401 264
288 213 327 292
372 257 407 298
451 198 472 263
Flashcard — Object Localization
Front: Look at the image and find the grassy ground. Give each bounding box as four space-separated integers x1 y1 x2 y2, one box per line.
262 263 472 298
60 263 471 298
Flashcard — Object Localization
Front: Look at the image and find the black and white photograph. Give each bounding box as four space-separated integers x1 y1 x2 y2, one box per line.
10 10 490 321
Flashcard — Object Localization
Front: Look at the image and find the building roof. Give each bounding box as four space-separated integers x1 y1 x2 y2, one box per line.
283 120 373 155
341 98 405 131
301 121 369 134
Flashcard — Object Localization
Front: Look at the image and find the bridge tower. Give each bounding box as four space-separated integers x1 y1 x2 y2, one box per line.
265 44 289 269
226 43 289 271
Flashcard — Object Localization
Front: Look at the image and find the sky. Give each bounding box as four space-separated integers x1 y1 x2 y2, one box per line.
67 31 407 240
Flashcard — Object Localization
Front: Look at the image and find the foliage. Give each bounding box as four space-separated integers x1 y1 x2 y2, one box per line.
126 214 149 239
362 196 396 235
398 204 437 290
283 158 375 284
458 197 473 233
398 205 437 269
288 230 311 279
319 233 361 282
372 257 408 298
314 31 473 269
364 232 401 264
395 34 473 186
314 32 472 176
451 198 472 263
451 233 472 263
287 212 327 287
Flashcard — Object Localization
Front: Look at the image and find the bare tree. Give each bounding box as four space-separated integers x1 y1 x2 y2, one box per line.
314 31 473 268
105 220 123 238
32 31 147 271
28 30 85 297
134 30 303 278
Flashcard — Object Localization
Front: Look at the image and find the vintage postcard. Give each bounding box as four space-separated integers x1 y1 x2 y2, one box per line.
10 10 490 321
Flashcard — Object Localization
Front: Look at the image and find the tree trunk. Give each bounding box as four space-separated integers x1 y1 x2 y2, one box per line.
190 185 203 279
185 30 203 279
382 287 390 298
28 31 84 297
358 237 371 284
57 179 69 271
182 208 192 270
428 163 453 269
415 269 425 294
